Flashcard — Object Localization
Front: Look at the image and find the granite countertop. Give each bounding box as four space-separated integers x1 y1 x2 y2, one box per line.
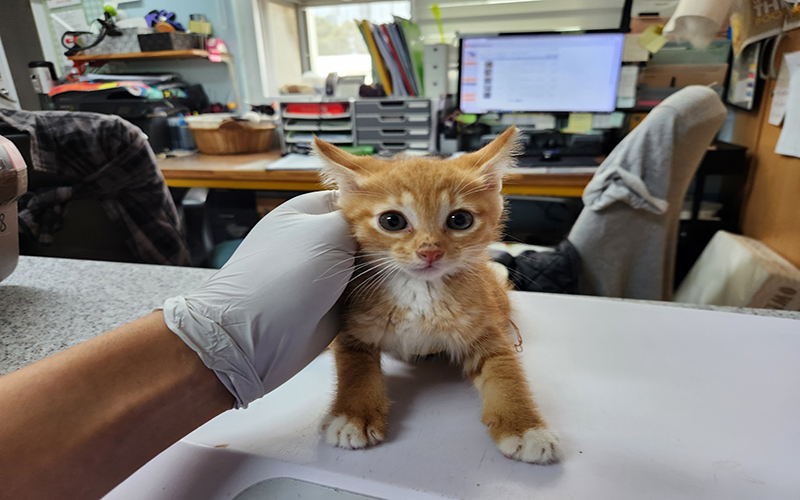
0 256 213 375
1 256 797 376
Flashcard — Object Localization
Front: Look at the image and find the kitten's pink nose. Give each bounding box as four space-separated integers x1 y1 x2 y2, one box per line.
416 249 444 263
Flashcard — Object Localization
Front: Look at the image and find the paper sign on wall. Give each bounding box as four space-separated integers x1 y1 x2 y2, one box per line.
774 52 800 159
769 60 791 126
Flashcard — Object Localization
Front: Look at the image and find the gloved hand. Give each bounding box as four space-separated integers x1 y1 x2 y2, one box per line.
163 191 355 408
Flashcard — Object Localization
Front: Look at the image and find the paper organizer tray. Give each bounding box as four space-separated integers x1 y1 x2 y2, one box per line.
353 98 432 152
357 128 430 141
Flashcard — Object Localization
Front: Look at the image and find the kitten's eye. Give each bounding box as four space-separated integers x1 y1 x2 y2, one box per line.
447 210 474 230
379 211 408 231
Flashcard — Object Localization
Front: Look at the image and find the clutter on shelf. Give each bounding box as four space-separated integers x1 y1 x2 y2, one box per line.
61 9 222 60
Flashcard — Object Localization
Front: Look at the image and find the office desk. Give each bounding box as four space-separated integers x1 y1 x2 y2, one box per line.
157 152 595 198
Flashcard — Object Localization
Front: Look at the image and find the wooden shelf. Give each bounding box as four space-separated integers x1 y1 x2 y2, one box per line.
68 49 230 63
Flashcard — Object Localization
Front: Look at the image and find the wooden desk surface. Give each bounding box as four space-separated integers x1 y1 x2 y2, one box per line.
157 151 594 197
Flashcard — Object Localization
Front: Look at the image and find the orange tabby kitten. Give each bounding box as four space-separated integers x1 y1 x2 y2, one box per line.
315 126 561 464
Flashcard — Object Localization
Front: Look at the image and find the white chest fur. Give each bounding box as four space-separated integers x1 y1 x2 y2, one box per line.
375 274 462 360
386 274 441 318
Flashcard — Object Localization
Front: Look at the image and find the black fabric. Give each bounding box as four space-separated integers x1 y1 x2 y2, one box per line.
0 109 190 266
507 240 581 294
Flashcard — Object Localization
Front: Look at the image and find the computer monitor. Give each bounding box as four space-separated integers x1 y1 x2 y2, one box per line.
458 32 625 114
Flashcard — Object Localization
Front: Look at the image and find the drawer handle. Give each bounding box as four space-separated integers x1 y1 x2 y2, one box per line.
378 101 404 108
380 129 406 135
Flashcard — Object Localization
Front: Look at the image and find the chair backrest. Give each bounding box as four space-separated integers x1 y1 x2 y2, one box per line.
0 124 139 263
568 86 728 300
0 112 189 266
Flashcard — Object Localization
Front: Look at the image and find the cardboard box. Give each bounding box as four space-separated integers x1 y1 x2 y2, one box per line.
675 231 800 311
0 136 28 283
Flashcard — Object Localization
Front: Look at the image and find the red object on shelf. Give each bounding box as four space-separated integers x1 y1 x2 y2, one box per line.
284 103 348 115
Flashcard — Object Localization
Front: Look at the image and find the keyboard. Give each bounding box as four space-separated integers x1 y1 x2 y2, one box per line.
517 155 600 168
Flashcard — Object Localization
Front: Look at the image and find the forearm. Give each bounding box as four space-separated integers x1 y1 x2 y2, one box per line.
0 312 234 500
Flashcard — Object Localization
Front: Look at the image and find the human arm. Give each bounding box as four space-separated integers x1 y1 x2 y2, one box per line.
0 312 232 499
0 191 355 498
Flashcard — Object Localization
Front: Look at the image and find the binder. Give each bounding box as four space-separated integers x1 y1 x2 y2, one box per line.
361 20 393 95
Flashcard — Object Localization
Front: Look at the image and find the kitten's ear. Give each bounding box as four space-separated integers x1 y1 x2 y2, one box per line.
461 126 522 191
314 137 368 193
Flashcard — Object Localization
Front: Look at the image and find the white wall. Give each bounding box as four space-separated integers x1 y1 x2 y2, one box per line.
0 36 22 110
125 0 303 104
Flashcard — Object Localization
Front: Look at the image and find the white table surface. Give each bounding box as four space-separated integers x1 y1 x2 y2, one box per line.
105 292 800 500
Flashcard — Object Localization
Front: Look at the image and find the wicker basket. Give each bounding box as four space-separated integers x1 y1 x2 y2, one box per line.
188 120 276 155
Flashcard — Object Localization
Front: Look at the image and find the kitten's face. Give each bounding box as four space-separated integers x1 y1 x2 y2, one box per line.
316 127 520 281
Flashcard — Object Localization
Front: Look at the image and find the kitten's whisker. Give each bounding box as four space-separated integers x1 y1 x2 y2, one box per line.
458 183 491 198
354 256 394 266
315 256 361 281
348 258 394 284
365 263 401 301
355 249 393 256
347 268 385 292
454 179 484 198
352 260 401 304
356 252 393 259
451 167 478 198
360 268 400 304
332 270 355 296
504 267 538 289
318 255 392 281
358 261 398 295
346 261 394 303
316 258 388 282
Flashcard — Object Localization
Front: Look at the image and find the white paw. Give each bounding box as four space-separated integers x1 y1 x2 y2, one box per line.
497 428 562 464
322 415 384 450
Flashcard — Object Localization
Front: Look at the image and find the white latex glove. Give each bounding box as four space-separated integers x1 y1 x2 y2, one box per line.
163 191 355 408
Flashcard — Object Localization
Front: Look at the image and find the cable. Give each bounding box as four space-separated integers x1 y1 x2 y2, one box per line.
61 12 121 57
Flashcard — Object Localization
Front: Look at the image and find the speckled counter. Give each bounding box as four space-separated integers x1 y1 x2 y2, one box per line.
1 256 797 376
0 257 213 375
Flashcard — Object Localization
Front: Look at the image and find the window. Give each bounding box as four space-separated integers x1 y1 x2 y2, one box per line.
304 1 411 83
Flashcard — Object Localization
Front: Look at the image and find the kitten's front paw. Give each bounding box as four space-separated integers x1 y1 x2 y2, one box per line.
322 414 386 450
496 427 562 464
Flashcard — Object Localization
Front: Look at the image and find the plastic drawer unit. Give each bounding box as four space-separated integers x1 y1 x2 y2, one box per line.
277 101 356 154
354 98 432 152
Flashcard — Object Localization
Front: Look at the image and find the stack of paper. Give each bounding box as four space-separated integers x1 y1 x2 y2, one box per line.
356 17 424 97
264 154 324 171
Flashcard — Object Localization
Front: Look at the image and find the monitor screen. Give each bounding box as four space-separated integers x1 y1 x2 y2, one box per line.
459 32 625 114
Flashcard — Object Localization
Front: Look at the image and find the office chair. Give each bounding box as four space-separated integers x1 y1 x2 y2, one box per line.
567 86 727 300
